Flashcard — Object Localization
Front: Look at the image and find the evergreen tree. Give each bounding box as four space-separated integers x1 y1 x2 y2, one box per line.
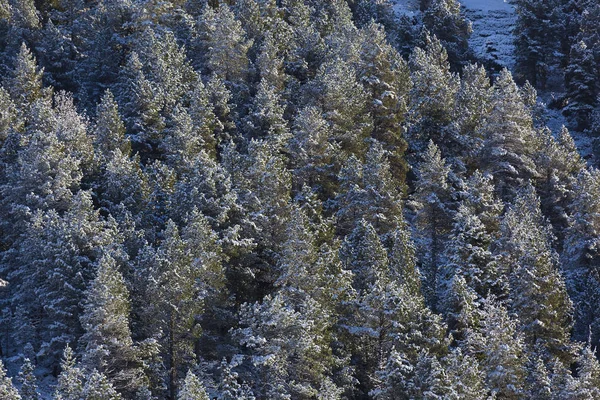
478 69 539 200
287 106 339 197
564 40 598 130
93 90 130 162
574 344 600 399
335 141 405 240
311 58 373 159
197 3 253 85
526 356 553 400
4 43 47 115
423 0 472 70
440 202 503 304
80 253 146 397
514 0 561 88
217 356 255 400
564 168 600 346
444 347 488 399
81 371 123 400
11 191 118 365
499 184 574 361
356 21 410 179
410 141 454 306
178 370 209 400
17 359 38 400
466 297 528 399
452 64 491 168
408 33 459 150
0 360 20 400
54 345 84 400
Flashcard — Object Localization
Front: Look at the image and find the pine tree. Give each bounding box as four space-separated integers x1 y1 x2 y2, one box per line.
93 90 130 162
17 359 38 400
408 33 459 150
526 356 553 400
410 141 454 307
335 141 405 240
466 297 527 399
536 126 584 252
197 3 253 85
178 370 209 400
54 345 84 400
80 253 146 397
440 202 503 304
139 219 217 399
117 51 164 153
574 344 600 399
81 371 123 400
11 191 118 365
452 64 491 168
443 347 488 400
188 78 219 158
387 226 421 299
4 43 47 115
564 168 600 346
564 40 598 130
287 106 339 197
0 360 20 400
231 138 292 289
514 0 561 88
356 21 410 179
478 69 539 200
499 184 574 361
311 58 373 159
423 0 472 70
217 356 255 400
243 78 290 143
234 293 339 399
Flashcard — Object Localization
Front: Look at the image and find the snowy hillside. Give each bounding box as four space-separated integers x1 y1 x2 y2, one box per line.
461 0 516 70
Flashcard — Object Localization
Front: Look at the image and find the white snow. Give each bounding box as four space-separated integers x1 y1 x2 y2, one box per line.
461 0 517 70
392 0 420 17
459 0 514 12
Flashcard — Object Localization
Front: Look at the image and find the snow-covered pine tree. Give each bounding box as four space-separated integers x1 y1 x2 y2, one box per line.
80 253 147 397
93 89 130 163
311 58 373 160
17 358 38 400
564 40 598 130
452 64 491 168
196 3 253 85
478 69 539 201
335 141 405 241
423 0 472 70
54 345 84 400
466 297 527 399
0 360 20 399
410 140 454 307
514 0 561 88
287 106 339 197
178 370 209 400
499 184 574 361
81 371 123 400
564 167 600 345
356 21 410 180
4 43 47 116
408 33 459 151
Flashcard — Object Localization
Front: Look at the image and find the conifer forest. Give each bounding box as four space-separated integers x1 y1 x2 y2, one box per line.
2 0 600 398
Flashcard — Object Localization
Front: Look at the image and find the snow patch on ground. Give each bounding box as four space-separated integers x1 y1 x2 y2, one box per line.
461 0 516 70
391 0 420 17
460 0 514 12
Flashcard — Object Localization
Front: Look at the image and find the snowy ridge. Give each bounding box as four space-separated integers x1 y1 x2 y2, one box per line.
461 0 516 70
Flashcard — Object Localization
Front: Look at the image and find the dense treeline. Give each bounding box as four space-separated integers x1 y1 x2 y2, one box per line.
0 0 599 398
